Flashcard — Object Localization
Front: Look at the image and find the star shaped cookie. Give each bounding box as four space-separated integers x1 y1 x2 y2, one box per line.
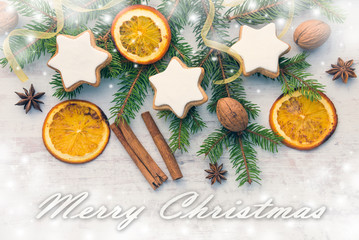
230 23 290 78
149 57 208 119
48 30 112 92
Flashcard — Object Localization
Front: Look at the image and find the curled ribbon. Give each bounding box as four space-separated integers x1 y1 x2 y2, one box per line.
278 0 295 39
201 0 243 84
222 0 246 8
3 0 64 82
4 0 126 82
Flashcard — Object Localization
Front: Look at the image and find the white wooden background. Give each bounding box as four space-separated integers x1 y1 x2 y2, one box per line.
0 0 358 239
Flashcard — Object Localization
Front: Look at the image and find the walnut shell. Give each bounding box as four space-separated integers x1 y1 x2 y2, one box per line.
293 20 331 50
0 1 18 35
216 97 248 132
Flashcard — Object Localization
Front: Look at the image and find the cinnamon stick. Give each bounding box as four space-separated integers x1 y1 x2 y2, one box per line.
141 112 183 180
117 120 168 184
110 123 160 190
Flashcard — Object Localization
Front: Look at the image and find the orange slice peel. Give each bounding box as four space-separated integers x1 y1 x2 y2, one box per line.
111 5 171 65
269 90 338 150
42 100 110 163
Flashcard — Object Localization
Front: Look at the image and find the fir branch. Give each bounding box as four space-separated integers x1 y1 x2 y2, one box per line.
277 53 325 101
152 63 160 73
128 0 146 5
193 48 220 90
245 123 283 152
166 0 180 20
158 0 197 31
166 29 194 65
228 0 286 23
197 127 231 163
227 0 345 24
192 1 237 89
4 22 58 67
198 48 214 67
229 134 261 186
237 136 252 184
9 0 55 19
306 0 345 23
50 73 83 100
193 47 242 91
117 66 144 119
170 43 186 60
62 0 126 27
178 119 183 150
217 53 236 99
217 54 230 98
200 0 214 32
110 65 151 123
199 125 272 186
158 108 206 153
193 0 230 48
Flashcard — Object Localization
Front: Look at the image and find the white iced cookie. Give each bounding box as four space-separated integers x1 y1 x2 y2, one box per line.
149 57 208 119
48 30 112 92
230 23 290 78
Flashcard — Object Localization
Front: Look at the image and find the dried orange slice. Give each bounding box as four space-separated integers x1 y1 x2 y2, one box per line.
42 100 110 163
269 90 337 150
111 5 171 64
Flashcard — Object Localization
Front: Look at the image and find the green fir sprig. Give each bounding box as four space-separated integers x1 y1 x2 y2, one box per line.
158 108 206 152
198 124 283 186
50 73 84 100
302 0 345 23
194 0 284 186
110 65 152 124
197 127 231 163
277 53 325 101
227 0 345 25
227 0 288 25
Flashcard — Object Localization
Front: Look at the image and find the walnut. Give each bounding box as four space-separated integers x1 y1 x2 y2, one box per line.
216 97 248 132
293 20 331 50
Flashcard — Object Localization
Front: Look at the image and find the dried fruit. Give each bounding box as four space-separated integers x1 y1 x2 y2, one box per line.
111 5 171 64
42 100 110 164
293 20 331 50
0 1 18 35
269 90 337 150
216 97 248 132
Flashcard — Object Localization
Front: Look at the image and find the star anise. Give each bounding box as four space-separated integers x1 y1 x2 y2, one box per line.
15 84 45 113
205 163 227 185
326 58 357 83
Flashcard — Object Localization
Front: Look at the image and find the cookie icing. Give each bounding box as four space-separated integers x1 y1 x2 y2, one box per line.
230 23 290 76
149 57 207 118
48 30 110 90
